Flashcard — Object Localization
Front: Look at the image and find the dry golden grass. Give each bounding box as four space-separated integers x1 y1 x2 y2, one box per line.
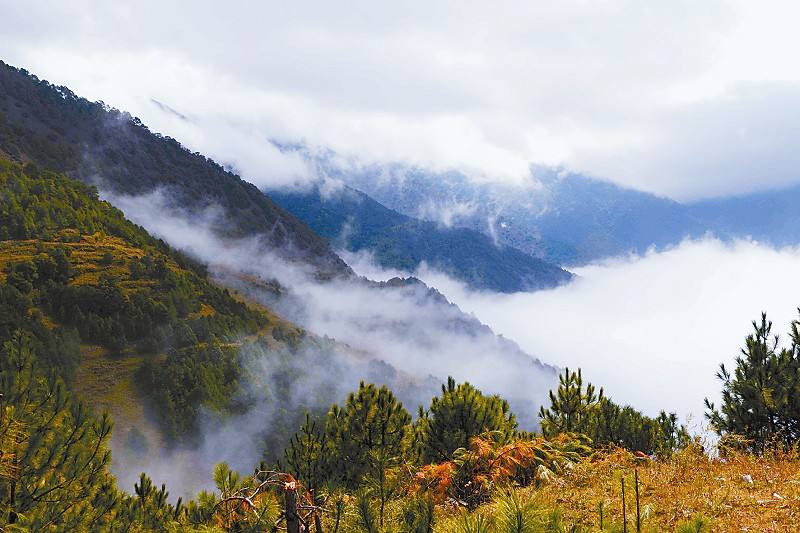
74 345 150 425
521 444 800 532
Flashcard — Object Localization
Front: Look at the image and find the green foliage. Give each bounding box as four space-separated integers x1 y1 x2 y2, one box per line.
0 160 264 352
355 491 380 533
541 368 688 456
137 342 242 439
706 313 800 451
416 377 518 464
284 412 333 495
400 493 435 533
494 491 544 533
539 368 603 436
0 277 82 383
591 399 689 457
675 515 713 533
0 61 350 278
326 382 411 488
0 331 117 530
117 472 183 530
0 159 271 443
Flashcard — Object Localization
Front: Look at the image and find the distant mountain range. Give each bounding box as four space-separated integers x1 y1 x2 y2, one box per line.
269 183 572 292
302 154 800 267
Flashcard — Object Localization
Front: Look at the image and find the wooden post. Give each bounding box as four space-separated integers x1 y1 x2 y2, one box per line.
621 476 627 533
599 501 604 530
285 481 301 533
635 468 641 532
310 488 323 533
8 454 17 524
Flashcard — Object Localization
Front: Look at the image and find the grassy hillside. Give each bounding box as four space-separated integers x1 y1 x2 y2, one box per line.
343 443 800 532
0 60 351 279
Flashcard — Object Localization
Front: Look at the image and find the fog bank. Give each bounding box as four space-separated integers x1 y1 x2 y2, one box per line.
344 239 800 426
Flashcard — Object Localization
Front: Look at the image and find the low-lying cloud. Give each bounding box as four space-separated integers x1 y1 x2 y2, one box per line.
345 239 800 428
103 189 558 495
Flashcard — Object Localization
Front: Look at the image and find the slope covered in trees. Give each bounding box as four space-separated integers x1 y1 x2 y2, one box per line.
270 184 573 292
0 157 294 442
0 61 351 279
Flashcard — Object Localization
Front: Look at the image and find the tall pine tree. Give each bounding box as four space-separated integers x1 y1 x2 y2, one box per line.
415 377 517 464
539 368 602 436
706 313 800 450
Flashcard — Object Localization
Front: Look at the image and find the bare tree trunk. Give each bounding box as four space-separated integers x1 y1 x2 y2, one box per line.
8 453 17 524
310 489 323 533
285 482 301 533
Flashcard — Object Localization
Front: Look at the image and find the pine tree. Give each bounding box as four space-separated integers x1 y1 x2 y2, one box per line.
284 412 333 494
0 331 118 530
706 313 800 450
539 368 603 436
326 382 411 489
416 377 518 464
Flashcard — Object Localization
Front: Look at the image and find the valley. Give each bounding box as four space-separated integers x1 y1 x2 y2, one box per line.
2 6 800 528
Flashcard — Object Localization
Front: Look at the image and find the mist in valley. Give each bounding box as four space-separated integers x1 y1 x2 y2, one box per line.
343 238 800 428
102 188 559 497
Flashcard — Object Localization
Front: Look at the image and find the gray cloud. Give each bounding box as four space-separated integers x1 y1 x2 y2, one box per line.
3 1 799 199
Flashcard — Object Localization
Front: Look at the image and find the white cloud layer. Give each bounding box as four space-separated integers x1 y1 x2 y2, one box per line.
2 0 800 199
345 239 800 426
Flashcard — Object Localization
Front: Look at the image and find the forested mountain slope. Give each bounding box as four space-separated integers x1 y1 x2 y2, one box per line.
270 183 572 292
0 61 351 278
0 158 265 432
2 155 493 479
0 158 401 462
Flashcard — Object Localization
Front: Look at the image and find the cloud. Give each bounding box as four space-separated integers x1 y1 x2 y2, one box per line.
103 188 558 446
110 337 387 499
3 1 800 199
344 239 800 427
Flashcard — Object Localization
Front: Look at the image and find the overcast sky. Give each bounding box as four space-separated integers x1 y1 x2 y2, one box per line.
2 1 800 200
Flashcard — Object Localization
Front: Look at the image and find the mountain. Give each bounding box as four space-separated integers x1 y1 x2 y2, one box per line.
0 62 560 439
0 61 351 279
0 157 272 440
309 155 800 266
0 158 449 481
315 160 704 265
687 184 800 245
269 183 572 292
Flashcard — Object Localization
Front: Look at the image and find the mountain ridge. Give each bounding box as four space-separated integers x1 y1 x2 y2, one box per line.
305 155 800 266
269 182 573 292
0 61 352 279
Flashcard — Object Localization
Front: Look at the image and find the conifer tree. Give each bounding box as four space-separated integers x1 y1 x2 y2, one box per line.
326 382 411 489
706 313 800 450
284 412 334 499
416 377 518 464
0 331 118 530
539 367 603 436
